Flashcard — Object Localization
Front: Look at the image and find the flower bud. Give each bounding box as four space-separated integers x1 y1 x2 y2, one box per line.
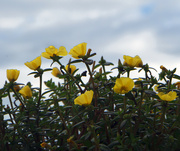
6 69 20 82
160 65 168 72
19 85 32 99
51 67 61 77
65 65 76 74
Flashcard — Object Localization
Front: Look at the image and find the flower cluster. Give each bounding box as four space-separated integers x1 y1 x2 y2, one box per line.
1 43 180 151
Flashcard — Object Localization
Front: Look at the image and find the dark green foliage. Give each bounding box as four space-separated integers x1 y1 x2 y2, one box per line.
0 49 180 151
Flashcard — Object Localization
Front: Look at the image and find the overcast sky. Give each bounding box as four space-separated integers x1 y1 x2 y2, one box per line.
1 0 180 89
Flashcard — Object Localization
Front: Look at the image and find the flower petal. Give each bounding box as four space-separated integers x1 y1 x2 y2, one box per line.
41 52 51 59
24 56 41 70
57 46 68 56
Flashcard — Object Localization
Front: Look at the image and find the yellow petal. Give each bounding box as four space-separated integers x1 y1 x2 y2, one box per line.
154 85 159 92
56 46 68 56
69 50 79 59
84 90 94 104
113 77 134 94
65 65 76 74
134 55 143 67
168 91 177 101
7 69 20 82
74 94 86 106
74 90 93 106
41 52 51 59
157 91 177 101
113 84 121 94
46 46 57 56
19 85 32 99
79 42 87 56
25 56 41 70
123 55 143 67
69 42 87 59
42 45 67 59
51 67 61 77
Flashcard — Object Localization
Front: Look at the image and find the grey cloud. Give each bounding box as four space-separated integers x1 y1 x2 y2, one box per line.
1 0 180 69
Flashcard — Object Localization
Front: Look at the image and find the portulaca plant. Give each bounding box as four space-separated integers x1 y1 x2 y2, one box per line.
0 43 180 151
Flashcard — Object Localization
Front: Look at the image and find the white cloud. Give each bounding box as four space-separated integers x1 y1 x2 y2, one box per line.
1 0 180 88
106 30 157 56
0 17 24 29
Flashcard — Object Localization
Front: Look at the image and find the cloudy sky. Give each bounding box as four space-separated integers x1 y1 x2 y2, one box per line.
1 0 180 89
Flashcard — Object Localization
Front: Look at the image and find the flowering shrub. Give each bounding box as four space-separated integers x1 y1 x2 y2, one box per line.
0 42 180 151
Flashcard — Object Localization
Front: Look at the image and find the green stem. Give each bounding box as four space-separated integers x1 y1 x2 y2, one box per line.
102 65 107 79
35 72 43 151
123 96 127 113
85 62 98 107
127 70 130 77
90 122 100 151
176 97 180 115
37 74 42 108
12 88 26 110
7 90 16 119
103 114 110 144
54 99 70 137
168 78 172 90
145 71 148 81
56 60 83 93
134 90 143 135
160 102 167 132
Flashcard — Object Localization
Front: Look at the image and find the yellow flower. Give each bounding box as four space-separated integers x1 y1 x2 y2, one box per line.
69 42 87 59
19 85 32 99
65 64 76 74
51 67 61 77
113 77 134 94
42 45 68 59
154 85 160 92
13 85 21 92
135 78 143 88
6 69 20 82
175 82 180 89
74 90 94 106
24 56 41 70
123 55 143 67
157 91 177 101
40 142 51 148
67 136 74 143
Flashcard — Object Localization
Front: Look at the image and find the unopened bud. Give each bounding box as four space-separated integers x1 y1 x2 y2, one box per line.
99 67 102 74
175 82 180 89
87 48 92 56
160 65 168 72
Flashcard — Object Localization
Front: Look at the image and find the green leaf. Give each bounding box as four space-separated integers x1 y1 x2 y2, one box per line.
72 121 85 128
152 102 162 108
104 62 114 66
144 90 156 96
84 59 93 65
108 141 119 148
69 59 82 64
43 68 52 72
173 74 180 80
94 64 101 69
44 112 54 116
120 119 127 129
100 144 111 151
27 71 38 76
84 131 92 140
